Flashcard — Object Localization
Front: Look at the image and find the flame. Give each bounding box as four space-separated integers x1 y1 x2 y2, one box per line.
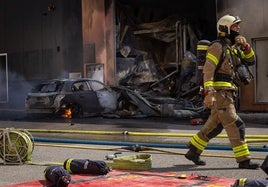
61 108 72 118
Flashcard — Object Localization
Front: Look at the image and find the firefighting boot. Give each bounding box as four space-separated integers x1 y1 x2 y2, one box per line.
185 150 206 165
238 159 260 169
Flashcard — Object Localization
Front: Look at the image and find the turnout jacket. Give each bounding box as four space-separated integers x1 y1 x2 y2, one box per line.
203 38 255 91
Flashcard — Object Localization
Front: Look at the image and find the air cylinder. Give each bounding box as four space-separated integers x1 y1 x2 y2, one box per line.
196 40 211 86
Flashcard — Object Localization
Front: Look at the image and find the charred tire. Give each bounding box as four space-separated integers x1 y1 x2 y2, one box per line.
70 104 83 118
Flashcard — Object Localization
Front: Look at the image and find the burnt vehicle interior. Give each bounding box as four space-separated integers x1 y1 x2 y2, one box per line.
113 0 217 118
32 81 64 93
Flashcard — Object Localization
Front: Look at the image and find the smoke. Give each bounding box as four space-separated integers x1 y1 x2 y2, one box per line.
6 71 33 109
217 0 265 37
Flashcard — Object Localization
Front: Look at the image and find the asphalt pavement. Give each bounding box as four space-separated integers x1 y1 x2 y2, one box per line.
0 110 267 186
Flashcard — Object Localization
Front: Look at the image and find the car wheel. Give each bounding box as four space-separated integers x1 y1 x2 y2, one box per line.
70 104 83 118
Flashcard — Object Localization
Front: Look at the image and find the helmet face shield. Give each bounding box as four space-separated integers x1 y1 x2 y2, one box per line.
217 14 242 36
232 16 242 24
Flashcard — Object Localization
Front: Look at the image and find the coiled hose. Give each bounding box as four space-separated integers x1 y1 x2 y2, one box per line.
0 128 34 163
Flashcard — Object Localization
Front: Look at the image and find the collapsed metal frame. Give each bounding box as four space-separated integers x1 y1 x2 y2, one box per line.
133 20 188 88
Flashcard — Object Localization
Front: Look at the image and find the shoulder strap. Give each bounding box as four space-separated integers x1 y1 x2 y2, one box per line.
213 39 227 74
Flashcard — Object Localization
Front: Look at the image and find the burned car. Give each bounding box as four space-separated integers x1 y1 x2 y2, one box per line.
25 77 206 119
25 78 118 118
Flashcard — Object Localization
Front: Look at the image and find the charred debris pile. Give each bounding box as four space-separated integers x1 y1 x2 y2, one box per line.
112 15 209 119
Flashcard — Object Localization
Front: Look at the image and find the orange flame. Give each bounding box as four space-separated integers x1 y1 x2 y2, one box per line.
61 108 72 118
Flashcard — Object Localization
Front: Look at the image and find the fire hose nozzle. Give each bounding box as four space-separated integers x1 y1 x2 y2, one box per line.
105 151 122 160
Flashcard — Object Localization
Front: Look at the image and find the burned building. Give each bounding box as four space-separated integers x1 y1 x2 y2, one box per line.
0 0 267 115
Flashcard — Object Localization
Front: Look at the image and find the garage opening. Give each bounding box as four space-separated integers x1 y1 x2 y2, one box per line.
114 0 217 113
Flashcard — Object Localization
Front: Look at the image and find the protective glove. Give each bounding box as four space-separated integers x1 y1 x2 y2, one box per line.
235 35 251 52
203 89 216 108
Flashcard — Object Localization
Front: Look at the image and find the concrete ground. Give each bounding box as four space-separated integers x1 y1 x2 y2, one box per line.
0 111 267 186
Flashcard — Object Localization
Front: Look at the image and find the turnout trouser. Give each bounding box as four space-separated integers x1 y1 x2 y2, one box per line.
188 90 251 162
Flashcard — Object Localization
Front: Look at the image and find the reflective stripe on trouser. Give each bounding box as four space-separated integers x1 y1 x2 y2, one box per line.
189 134 208 153
233 144 250 159
188 90 251 162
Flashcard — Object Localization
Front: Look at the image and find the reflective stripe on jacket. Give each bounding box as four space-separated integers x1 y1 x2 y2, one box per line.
203 39 255 90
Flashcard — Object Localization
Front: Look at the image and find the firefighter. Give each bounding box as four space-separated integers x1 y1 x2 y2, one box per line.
232 155 268 186
232 178 268 187
185 14 260 169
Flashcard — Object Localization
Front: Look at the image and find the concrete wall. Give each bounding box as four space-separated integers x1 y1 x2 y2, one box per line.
217 0 268 111
81 0 116 85
0 0 83 108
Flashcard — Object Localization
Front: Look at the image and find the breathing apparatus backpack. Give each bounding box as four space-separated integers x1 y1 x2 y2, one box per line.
196 39 226 86
196 39 254 86
196 40 211 86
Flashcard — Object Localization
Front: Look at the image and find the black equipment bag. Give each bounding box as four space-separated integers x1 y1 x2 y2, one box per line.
261 154 268 175
63 158 111 175
44 165 71 187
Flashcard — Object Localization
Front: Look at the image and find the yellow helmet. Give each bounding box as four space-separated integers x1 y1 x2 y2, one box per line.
217 14 242 36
